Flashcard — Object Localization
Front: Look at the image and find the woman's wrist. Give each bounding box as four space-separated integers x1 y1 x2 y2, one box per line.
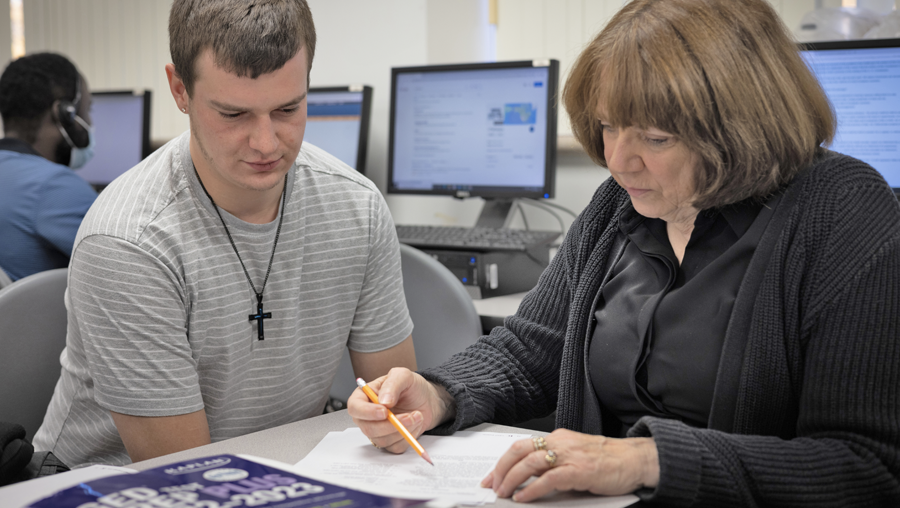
635 437 660 489
428 382 457 427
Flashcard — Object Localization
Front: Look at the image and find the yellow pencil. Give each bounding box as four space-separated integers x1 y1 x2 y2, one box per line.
356 377 434 466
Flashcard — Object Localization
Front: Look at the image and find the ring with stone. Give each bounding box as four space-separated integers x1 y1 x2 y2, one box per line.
532 436 547 451
544 449 558 467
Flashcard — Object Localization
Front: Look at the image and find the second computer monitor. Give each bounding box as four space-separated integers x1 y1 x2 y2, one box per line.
74 90 151 191
388 60 559 205
799 38 900 190
305 85 372 174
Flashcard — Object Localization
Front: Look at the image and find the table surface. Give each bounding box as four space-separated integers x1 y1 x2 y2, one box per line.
130 410 616 507
471 292 527 318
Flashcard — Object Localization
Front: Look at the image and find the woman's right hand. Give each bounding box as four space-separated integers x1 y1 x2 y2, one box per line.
347 367 456 453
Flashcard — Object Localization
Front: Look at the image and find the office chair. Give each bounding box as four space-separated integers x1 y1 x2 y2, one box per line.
0 268 69 440
328 244 483 405
0 266 13 289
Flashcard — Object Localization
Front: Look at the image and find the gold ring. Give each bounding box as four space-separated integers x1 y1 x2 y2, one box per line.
370 439 380 449
544 449 557 467
532 436 547 451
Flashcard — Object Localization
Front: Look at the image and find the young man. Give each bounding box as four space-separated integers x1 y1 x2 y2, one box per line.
0 53 97 281
34 0 416 467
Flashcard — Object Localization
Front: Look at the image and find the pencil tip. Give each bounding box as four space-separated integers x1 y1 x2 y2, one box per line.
422 451 434 466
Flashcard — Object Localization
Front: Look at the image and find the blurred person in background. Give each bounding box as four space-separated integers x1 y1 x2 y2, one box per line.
0 52 97 281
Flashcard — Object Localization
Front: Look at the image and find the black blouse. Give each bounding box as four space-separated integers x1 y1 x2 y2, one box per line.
588 198 775 434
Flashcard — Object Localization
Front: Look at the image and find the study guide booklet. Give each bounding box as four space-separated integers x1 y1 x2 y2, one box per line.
25 454 427 508
0 465 136 508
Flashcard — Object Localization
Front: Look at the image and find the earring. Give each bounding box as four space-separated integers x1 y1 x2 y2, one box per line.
181 107 187 113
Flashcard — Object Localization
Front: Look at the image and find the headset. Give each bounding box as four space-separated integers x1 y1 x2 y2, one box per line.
55 76 90 149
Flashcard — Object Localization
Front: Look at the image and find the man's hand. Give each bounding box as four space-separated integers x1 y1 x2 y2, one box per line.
347 367 456 453
110 409 211 463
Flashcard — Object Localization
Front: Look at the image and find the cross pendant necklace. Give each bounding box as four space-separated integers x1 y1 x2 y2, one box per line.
249 293 272 341
194 165 287 341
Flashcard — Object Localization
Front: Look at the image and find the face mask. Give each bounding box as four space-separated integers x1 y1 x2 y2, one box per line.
57 115 95 169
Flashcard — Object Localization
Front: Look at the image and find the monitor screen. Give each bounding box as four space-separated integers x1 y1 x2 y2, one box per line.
74 90 151 190
388 60 559 200
799 38 900 189
304 86 372 173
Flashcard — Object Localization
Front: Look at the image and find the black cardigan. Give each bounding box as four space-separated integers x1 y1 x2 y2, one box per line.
422 150 900 506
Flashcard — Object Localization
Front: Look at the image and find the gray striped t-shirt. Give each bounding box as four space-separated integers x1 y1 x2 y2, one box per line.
33 132 413 467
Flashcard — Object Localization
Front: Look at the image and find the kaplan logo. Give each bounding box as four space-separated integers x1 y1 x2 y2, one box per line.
164 457 232 475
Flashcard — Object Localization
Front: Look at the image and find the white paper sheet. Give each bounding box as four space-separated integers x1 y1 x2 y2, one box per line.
293 428 638 507
293 428 528 504
0 464 136 508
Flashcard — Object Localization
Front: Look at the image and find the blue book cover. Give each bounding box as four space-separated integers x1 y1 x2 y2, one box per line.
28 455 428 508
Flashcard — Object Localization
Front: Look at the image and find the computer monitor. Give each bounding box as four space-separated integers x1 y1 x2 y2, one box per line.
388 60 559 227
799 38 900 190
74 90 151 191
305 85 373 174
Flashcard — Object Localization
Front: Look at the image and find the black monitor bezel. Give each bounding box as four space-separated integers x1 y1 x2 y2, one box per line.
307 85 373 175
799 37 900 52
91 90 153 159
387 59 559 200
798 38 900 193
84 90 152 191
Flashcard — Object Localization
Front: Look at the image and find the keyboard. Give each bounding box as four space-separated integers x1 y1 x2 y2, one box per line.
396 225 560 251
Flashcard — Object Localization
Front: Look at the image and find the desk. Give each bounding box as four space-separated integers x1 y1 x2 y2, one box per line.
130 410 614 507
471 292 526 333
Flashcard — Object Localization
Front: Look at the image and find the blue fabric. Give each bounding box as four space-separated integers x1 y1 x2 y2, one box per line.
0 145 97 281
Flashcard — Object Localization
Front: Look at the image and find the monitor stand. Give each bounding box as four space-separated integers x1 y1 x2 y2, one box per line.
474 199 517 229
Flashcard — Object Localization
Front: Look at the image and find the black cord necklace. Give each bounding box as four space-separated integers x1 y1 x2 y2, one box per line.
194 165 287 340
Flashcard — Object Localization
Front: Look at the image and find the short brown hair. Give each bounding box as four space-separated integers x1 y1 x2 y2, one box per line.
563 0 835 209
169 0 316 96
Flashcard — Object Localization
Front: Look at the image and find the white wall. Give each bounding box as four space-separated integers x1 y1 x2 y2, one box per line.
18 0 858 231
0 2 10 134
23 1 177 140
305 0 428 222
426 0 493 64
0 3 10 74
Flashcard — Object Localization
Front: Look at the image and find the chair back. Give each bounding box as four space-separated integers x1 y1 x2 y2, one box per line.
0 266 13 290
0 268 69 440
329 244 483 402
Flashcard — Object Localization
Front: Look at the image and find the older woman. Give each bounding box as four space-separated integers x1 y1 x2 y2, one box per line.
349 0 900 505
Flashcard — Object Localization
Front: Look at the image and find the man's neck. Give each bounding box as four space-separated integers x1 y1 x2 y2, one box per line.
5 129 56 162
11 110 68 163
188 133 287 224
222 191 284 225
191 157 284 225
